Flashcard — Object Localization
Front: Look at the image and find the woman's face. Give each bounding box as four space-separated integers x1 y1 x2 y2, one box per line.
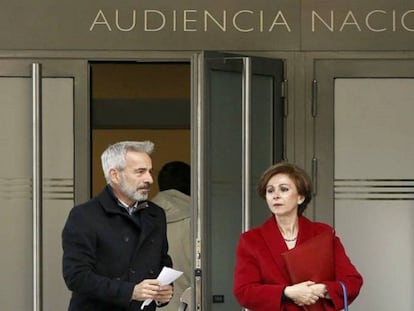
265 173 304 217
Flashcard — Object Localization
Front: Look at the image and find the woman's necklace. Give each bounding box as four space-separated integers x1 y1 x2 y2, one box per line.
277 218 298 243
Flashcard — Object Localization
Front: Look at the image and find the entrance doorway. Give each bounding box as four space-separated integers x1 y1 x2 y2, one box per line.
90 62 192 197
89 54 285 311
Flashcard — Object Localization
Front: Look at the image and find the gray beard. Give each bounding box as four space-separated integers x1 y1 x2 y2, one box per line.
119 179 148 202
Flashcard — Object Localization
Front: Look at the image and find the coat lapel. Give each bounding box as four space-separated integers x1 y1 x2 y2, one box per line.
97 186 125 215
296 216 316 245
97 187 158 255
258 216 319 283
136 206 156 245
259 217 291 281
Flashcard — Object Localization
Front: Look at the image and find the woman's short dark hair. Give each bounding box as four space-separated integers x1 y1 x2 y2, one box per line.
256 162 312 215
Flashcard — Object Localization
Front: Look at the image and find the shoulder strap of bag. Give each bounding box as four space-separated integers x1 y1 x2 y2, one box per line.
338 281 348 311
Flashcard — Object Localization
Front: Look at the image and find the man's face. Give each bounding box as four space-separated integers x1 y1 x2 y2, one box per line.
111 151 153 205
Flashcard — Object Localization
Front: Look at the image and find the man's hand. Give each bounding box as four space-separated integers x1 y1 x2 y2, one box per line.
154 285 174 303
131 279 173 303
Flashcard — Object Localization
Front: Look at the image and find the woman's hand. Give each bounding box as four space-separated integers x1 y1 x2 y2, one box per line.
309 283 328 299
284 281 324 306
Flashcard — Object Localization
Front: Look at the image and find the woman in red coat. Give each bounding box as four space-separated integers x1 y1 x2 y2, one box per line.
233 162 363 311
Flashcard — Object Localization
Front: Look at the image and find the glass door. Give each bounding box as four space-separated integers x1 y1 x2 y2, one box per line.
192 52 285 311
0 59 87 311
313 59 414 311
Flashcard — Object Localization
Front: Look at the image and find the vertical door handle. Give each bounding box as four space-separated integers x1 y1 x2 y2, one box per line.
32 63 43 311
242 57 252 233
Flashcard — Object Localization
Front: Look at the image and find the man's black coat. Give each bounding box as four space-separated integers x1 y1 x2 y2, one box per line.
62 186 172 311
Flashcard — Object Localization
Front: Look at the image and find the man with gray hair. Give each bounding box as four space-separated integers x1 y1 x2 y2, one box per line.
62 141 174 311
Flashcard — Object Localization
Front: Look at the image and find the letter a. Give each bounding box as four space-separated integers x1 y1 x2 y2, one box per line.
90 10 112 31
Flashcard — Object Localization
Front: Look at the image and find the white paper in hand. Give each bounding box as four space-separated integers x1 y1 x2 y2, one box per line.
141 267 183 309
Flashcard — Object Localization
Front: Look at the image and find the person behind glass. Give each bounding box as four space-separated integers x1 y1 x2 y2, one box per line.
233 162 363 311
62 141 173 311
151 161 191 311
